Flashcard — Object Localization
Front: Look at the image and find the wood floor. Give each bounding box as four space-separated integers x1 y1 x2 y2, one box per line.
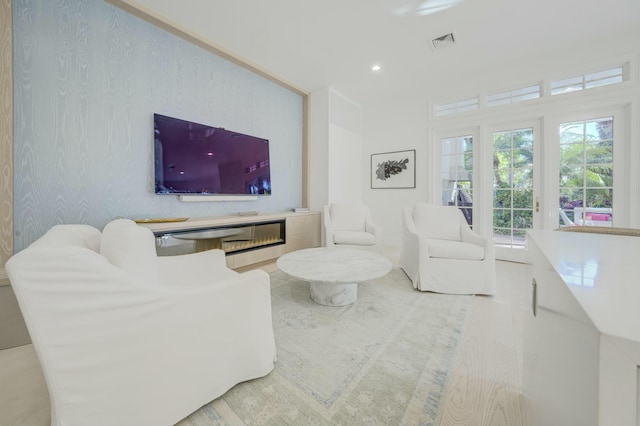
0 260 529 426
439 261 528 426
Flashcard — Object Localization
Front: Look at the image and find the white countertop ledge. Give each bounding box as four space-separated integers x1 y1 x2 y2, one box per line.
527 230 640 343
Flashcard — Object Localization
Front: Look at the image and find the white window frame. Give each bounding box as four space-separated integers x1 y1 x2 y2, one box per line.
483 119 542 263
431 127 485 232
543 106 629 230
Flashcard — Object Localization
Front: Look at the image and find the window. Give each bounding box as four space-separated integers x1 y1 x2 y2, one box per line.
435 98 479 117
551 67 623 96
558 117 613 227
486 85 540 107
441 136 473 226
432 65 627 119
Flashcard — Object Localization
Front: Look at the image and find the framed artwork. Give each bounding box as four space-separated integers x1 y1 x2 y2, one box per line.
371 149 416 189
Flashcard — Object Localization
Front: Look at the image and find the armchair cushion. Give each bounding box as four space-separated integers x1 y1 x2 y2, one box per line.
158 249 239 286
333 230 376 245
29 224 101 252
100 218 159 284
413 203 461 241
428 239 485 260
329 204 366 231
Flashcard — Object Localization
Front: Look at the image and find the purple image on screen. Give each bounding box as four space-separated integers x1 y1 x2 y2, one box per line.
154 113 271 195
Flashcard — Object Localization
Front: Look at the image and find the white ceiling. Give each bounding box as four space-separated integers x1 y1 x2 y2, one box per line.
124 0 640 106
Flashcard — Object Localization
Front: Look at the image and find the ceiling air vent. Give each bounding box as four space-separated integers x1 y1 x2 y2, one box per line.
431 32 456 50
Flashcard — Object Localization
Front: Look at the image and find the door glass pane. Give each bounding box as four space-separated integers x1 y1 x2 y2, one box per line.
494 189 512 208
585 142 612 164
558 117 613 227
493 128 534 248
514 189 534 208
441 135 473 226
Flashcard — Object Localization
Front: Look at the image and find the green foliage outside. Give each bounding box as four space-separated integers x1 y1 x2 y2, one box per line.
493 129 534 234
558 119 613 210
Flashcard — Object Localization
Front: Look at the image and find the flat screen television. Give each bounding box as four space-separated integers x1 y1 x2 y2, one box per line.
153 113 271 196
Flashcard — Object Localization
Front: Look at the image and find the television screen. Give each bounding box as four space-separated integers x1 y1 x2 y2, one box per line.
154 113 271 195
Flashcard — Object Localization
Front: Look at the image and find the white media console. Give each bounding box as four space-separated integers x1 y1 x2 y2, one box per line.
138 210 321 269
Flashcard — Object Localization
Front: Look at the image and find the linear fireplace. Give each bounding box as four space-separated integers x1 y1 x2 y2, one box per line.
153 219 285 256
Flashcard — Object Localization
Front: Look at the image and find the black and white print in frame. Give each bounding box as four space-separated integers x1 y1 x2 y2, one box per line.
371 149 416 189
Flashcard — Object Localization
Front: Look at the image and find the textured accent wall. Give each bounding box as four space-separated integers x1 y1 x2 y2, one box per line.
0 0 13 264
13 0 303 251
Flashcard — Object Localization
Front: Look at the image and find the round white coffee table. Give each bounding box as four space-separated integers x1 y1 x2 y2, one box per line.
276 247 392 306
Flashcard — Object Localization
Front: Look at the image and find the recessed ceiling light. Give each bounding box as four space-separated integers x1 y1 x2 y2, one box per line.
371 65 382 72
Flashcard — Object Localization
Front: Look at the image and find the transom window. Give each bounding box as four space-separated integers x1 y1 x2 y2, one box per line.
486 85 540 107
433 64 626 118
435 98 479 117
551 67 624 96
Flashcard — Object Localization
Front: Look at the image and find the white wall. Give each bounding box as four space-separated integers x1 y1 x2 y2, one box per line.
328 89 363 204
329 124 363 203
308 88 330 212
362 99 429 253
309 87 363 207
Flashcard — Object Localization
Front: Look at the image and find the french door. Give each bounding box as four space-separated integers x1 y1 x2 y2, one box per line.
435 108 627 263
490 122 541 262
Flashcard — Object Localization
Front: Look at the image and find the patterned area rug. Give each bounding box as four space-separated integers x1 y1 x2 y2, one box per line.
182 268 471 426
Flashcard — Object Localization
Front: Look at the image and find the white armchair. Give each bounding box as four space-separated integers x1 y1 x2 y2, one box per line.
323 203 381 249
399 203 496 295
6 219 276 426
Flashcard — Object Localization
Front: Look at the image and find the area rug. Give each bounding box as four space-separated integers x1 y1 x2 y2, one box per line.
182 268 471 426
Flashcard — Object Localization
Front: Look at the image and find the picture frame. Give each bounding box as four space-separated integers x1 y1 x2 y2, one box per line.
371 149 416 189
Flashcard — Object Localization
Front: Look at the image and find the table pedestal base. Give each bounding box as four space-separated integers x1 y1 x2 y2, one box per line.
310 281 358 306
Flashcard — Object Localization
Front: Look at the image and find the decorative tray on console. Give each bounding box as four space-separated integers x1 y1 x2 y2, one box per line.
133 217 189 224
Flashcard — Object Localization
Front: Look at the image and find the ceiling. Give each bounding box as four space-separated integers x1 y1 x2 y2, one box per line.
122 0 640 107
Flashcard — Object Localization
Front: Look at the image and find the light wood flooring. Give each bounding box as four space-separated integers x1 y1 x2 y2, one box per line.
0 260 529 426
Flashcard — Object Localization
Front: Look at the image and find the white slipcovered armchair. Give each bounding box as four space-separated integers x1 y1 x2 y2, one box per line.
323 203 381 249
6 219 276 426
399 203 496 295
